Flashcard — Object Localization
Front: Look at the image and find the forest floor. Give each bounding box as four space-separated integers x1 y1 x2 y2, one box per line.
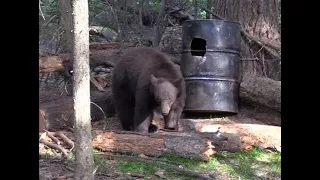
39 118 281 180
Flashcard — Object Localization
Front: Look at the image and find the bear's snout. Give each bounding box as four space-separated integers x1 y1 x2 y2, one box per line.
162 111 169 116
162 109 170 116
161 103 171 116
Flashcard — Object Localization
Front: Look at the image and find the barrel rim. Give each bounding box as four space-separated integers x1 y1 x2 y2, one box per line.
182 19 240 26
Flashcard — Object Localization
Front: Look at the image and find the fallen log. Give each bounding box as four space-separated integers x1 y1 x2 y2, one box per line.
39 49 178 73
39 50 119 73
240 74 281 112
92 130 216 161
39 88 115 131
91 121 280 160
179 120 281 152
89 42 121 50
39 42 136 73
39 55 66 73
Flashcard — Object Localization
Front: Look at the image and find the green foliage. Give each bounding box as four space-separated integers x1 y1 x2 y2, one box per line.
39 0 59 22
118 160 159 176
93 153 110 173
215 147 281 179
148 0 163 11
160 154 216 171
88 0 108 21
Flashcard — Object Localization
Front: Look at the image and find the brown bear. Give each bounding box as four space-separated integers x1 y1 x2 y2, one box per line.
111 47 186 133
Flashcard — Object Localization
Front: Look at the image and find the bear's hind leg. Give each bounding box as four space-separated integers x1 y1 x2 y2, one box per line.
113 91 135 131
133 91 154 133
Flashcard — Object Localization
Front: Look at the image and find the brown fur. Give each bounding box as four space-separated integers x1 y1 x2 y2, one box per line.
111 47 186 133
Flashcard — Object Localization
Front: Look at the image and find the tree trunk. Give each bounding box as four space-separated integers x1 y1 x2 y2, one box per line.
154 0 167 47
212 0 281 80
206 0 212 19
194 0 198 19
59 0 73 53
138 0 145 27
71 0 94 178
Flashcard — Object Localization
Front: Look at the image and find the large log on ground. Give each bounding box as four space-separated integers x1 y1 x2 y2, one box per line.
39 42 137 73
91 130 215 161
39 55 67 73
91 121 280 160
92 130 216 161
39 88 115 131
179 120 281 152
39 50 119 73
240 74 281 112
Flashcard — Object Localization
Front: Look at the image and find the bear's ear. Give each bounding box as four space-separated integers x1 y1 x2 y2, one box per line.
150 74 158 85
172 78 183 86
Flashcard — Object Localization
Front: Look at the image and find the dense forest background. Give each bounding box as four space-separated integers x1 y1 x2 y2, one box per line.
39 0 281 83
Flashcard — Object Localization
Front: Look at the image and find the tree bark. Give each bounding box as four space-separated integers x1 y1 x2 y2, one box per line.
206 0 212 19
194 0 198 19
71 0 94 178
212 0 281 80
138 0 145 27
59 0 73 53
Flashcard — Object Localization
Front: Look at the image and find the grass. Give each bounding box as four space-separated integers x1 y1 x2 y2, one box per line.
114 147 281 180
214 147 281 179
40 146 280 179
118 161 159 176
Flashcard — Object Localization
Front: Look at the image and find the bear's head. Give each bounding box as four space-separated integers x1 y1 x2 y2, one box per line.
150 74 182 116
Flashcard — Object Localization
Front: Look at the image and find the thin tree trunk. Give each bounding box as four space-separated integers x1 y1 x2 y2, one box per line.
154 0 167 47
138 0 146 27
59 0 73 53
123 0 128 31
213 0 281 80
206 0 212 19
71 0 94 179
194 0 198 19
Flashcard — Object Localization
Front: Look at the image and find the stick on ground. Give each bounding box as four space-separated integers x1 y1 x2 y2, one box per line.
39 138 69 158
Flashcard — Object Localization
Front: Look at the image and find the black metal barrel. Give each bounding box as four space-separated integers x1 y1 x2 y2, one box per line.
180 19 241 114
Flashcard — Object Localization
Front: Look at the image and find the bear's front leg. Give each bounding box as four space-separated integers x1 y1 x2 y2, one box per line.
133 90 153 133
